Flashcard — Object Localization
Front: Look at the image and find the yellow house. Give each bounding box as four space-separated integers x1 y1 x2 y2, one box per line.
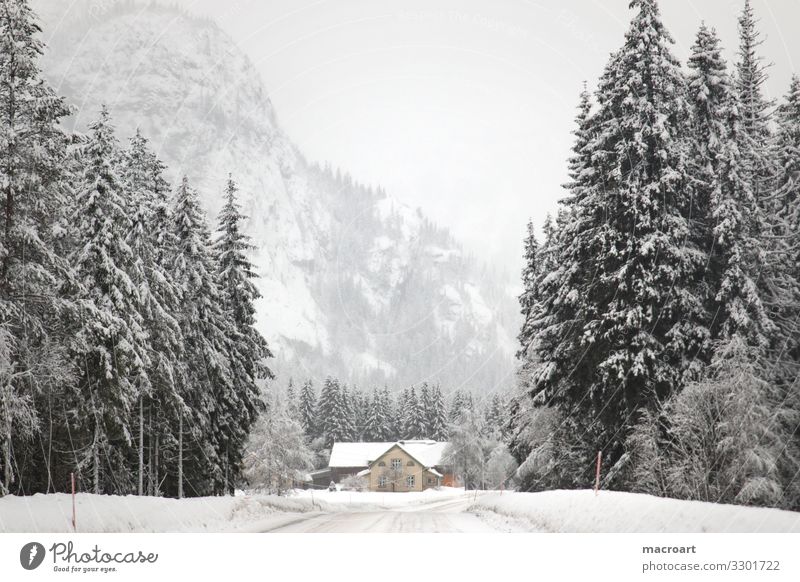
356 442 444 492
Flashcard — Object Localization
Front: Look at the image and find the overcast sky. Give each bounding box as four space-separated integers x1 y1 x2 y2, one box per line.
141 1 799 271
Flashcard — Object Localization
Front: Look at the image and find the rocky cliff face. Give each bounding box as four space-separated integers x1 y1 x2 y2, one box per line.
36 0 518 392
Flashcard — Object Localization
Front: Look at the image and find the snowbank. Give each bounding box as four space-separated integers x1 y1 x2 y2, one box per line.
0 487 467 533
0 492 346 533
470 490 800 533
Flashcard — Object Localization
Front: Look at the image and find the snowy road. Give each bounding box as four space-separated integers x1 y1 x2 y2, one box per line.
261 496 500 533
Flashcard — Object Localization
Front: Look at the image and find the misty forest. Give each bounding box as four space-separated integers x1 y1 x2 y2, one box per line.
2 0 800 513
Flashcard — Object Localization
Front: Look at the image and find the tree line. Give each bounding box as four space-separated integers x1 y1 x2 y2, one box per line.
511 0 800 509
0 1 270 498
285 377 510 449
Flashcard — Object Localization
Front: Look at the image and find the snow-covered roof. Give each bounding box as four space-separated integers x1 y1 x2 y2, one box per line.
356 469 371 477
329 442 396 468
427 468 443 478
328 441 449 469
395 441 449 468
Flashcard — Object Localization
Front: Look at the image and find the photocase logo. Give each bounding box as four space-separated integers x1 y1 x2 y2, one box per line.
19 542 46 570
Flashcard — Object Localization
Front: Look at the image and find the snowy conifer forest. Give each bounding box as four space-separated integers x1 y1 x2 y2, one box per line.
0 0 272 497
510 0 800 510
2 0 800 524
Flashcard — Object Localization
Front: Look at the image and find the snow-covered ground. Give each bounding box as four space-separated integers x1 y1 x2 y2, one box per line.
291 486 467 508
3 488 799 533
470 490 800 533
0 488 467 533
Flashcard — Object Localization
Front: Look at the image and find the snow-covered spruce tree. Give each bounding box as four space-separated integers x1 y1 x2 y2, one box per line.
419 382 432 436
687 24 772 348
483 393 507 439
214 175 271 493
774 77 800 362
735 0 773 166
401 385 425 439
771 77 800 506
285 378 298 419
526 0 709 487
539 214 557 279
396 387 409 437
516 219 539 359
317 376 352 446
776 76 800 239
70 107 151 494
0 0 77 495
364 386 390 441
734 0 799 360
297 379 317 438
448 389 474 424
776 76 800 276
338 383 357 442
382 386 398 440
428 384 448 441
349 387 368 441
121 129 185 496
171 175 234 496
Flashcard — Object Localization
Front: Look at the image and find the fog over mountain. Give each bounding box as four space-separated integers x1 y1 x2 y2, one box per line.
34 1 518 394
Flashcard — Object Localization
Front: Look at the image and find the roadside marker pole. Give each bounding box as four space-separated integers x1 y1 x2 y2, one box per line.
594 451 602 496
71 472 77 532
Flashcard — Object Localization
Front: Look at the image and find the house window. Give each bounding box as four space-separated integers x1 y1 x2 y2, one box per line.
391 459 401 471
406 475 415 488
378 461 385 467
407 461 414 466
427 477 433 485
379 476 387 488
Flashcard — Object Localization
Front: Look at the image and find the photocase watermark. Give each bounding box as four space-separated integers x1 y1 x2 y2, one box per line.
18 540 159 574
19 542 46 571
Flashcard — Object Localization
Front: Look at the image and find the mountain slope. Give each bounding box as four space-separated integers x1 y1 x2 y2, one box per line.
36 0 518 393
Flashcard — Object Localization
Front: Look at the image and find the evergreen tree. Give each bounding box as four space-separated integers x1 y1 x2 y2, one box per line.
735 0 772 160
517 219 539 358
483 393 506 438
0 0 75 495
364 386 391 441
419 382 433 437
774 77 800 360
401 385 424 439
528 0 708 480
348 387 367 440
214 175 271 492
687 23 771 348
172 175 234 495
382 386 398 440
121 129 184 495
71 107 151 494
318 376 352 446
396 387 409 438
539 214 557 276
733 0 798 358
285 378 298 419
297 379 316 438
429 385 448 441
449 390 466 424
339 383 357 441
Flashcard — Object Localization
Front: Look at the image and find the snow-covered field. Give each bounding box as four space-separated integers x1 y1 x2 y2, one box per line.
470 490 800 533
3 488 800 533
